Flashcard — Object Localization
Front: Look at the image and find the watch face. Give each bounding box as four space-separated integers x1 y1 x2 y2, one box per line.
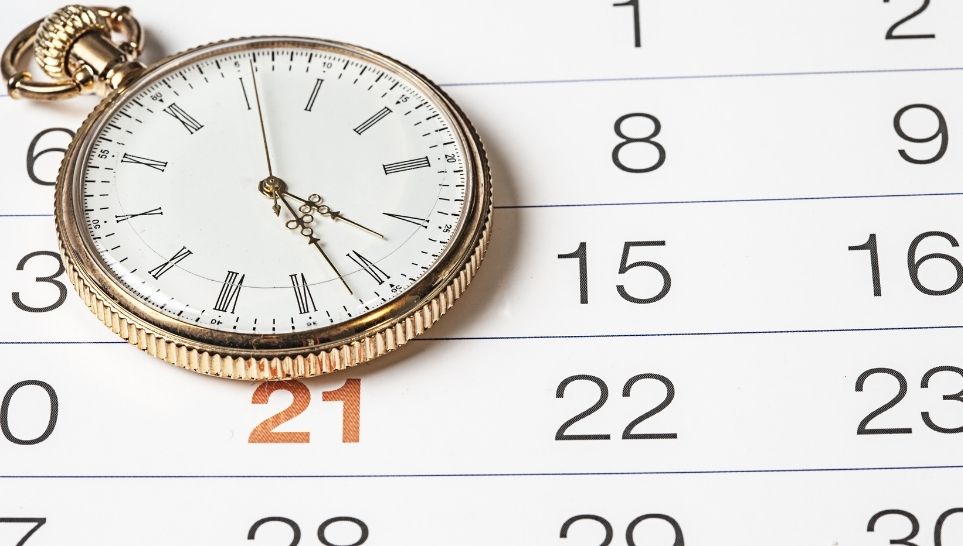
73 38 474 336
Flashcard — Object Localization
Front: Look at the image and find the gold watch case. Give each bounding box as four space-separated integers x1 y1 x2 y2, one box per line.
55 36 493 380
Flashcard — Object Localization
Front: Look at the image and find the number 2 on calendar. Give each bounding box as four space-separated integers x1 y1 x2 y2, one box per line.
884 0 936 40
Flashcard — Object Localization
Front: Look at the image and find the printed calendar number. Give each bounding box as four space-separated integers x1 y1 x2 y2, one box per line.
848 235 883 297
855 366 963 435
11 251 67 313
0 518 46 546
25 128 74 187
612 114 665 174
867 508 963 546
249 381 311 443
555 374 677 441
558 242 671 305
848 232 963 297
248 516 368 546
884 0 936 40
1 380 58 445
560 514 684 546
249 379 360 444
894 104 948 164
612 0 643 48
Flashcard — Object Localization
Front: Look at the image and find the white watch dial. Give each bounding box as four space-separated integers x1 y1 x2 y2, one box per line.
79 41 468 334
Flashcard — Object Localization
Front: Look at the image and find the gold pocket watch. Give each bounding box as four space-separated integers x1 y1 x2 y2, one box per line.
2 6 492 380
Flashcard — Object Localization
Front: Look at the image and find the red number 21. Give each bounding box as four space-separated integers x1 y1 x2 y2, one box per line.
249 379 360 444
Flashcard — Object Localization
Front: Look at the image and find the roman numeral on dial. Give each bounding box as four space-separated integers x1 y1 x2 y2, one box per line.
383 212 429 228
304 78 323 112
383 156 430 175
347 250 389 285
121 153 167 172
163 103 204 134
290 273 317 314
148 246 192 279
213 270 245 313
353 106 392 134
238 77 252 110
115 207 163 222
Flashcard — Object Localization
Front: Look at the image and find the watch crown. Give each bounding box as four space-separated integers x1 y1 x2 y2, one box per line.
34 5 110 79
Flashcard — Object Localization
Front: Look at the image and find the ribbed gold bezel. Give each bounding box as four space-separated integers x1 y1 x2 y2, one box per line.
55 36 492 380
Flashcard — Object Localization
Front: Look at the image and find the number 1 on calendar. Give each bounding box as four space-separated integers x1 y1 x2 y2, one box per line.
613 0 643 48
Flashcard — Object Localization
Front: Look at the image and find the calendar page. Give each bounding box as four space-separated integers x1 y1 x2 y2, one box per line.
2 1 963 545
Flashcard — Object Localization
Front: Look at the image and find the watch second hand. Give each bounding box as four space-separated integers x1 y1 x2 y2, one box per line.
284 191 385 239
275 190 353 295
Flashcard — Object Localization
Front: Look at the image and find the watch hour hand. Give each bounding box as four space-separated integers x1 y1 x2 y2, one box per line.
327 210 385 239
287 191 385 239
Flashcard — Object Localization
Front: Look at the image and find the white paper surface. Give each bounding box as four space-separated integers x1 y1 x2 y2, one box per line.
2 1 963 545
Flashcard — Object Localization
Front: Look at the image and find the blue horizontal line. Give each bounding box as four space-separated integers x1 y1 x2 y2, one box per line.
1 463 961 480
0 66 958 100
493 191 963 210
1 324 961 346
3 191 963 220
421 324 963 342
441 65 963 88
0 213 54 218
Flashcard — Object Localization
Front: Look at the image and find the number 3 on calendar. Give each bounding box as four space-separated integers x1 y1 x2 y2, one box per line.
249 379 361 444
